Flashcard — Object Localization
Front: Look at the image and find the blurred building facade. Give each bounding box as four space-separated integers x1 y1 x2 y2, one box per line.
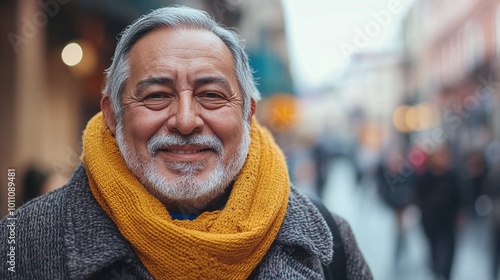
340 52 405 152
0 0 292 216
402 0 500 157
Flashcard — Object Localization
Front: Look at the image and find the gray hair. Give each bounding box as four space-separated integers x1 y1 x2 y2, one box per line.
103 6 260 122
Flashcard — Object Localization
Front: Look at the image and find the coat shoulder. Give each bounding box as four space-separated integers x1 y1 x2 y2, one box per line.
1 185 69 279
330 213 373 279
252 186 334 279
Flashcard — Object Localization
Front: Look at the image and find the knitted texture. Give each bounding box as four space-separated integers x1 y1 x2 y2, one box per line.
81 112 290 280
332 214 373 279
0 167 341 279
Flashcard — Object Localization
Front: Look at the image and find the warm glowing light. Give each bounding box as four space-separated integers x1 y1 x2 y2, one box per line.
405 106 419 131
413 103 437 130
393 105 411 133
393 103 439 132
61 43 83 66
266 93 298 132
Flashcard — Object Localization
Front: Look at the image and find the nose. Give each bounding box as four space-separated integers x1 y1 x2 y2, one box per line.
166 93 203 135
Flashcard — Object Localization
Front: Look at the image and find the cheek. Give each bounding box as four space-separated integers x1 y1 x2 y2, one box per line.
122 111 164 153
214 118 245 156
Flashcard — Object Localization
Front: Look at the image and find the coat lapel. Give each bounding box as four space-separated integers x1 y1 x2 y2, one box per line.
63 164 151 279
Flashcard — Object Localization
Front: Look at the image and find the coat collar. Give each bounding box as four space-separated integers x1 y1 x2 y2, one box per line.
63 164 151 279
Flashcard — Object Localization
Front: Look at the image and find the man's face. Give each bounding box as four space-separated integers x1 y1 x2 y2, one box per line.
103 28 251 210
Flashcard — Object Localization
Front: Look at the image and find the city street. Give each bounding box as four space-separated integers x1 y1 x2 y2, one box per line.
321 158 493 280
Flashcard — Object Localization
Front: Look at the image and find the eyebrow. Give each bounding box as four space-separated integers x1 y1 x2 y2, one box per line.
134 75 234 95
193 76 233 93
135 76 174 95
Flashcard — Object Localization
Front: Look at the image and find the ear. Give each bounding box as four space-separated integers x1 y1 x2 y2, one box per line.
101 95 117 136
248 99 256 122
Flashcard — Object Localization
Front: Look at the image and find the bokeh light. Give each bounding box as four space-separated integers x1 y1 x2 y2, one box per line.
61 42 83 67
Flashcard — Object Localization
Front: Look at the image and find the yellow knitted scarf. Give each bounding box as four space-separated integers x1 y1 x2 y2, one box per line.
81 112 290 279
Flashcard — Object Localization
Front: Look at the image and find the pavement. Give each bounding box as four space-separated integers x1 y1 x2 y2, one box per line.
315 158 493 280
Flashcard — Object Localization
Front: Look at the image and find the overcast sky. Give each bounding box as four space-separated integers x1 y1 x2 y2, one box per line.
282 0 414 91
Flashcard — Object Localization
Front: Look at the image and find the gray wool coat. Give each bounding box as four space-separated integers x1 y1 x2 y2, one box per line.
0 164 372 279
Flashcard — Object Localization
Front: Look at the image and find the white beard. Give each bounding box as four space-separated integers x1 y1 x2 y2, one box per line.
115 120 251 212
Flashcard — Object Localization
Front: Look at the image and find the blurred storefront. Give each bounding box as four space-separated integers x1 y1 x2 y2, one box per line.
402 0 500 158
0 0 293 216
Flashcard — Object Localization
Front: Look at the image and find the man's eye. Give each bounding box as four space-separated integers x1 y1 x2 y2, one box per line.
146 93 167 99
200 92 223 99
142 93 171 110
197 92 228 109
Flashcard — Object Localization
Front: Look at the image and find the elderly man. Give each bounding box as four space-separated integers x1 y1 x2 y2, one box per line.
1 6 371 279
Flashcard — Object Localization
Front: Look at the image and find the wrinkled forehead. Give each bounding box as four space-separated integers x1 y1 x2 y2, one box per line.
124 28 239 91
129 27 235 66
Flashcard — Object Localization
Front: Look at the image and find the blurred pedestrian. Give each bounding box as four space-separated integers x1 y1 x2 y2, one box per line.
312 134 333 197
21 165 66 205
414 143 462 280
375 150 415 267
21 165 49 204
462 150 488 218
483 147 500 280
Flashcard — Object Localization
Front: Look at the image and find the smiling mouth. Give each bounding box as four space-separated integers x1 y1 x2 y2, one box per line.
164 149 209 154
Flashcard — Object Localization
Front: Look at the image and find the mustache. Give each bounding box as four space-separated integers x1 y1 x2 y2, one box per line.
147 133 224 155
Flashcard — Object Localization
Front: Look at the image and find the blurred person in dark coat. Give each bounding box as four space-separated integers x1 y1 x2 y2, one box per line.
415 143 462 280
21 165 67 204
462 150 488 218
312 135 333 198
484 147 500 280
21 166 49 204
375 149 415 267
